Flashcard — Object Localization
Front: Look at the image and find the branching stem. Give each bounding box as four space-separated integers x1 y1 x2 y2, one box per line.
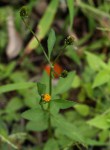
22 18 53 68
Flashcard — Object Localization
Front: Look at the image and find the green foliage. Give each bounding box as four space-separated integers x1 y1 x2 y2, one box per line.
0 62 16 80
44 138 59 150
27 0 59 50
47 29 56 60
51 99 76 109
67 0 74 29
74 104 90 117
52 114 86 146
22 108 46 121
87 109 110 130
37 82 46 95
0 82 35 94
93 70 110 88
85 52 107 71
27 119 48 132
1 0 110 149
5 97 24 113
54 71 75 95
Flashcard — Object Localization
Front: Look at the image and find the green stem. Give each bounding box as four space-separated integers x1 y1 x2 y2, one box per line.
48 67 52 137
22 18 53 68
22 17 54 137
53 45 67 64
49 68 52 96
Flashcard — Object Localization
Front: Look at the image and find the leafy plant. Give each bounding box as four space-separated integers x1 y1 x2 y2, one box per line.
1 1 110 150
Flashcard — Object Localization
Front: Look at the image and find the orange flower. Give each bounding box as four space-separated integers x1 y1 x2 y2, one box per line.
44 63 63 78
42 94 51 102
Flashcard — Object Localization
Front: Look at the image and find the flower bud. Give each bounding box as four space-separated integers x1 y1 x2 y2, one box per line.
65 35 75 45
20 6 29 18
60 70 68 78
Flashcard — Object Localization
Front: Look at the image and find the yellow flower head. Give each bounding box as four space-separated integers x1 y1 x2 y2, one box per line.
42 94 51 102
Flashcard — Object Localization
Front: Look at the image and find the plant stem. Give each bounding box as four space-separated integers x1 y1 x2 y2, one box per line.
49 68 52 96
48 67 52 137
47 45 67 137
53 44 66 64
22 18 53 68
22 17 53 137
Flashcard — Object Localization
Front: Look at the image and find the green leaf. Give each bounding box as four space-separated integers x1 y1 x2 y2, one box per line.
25 0 59 52
83 83 94 99
87 110 110 130
47 29 56 60
0 82 35 94
54 71 75 95
22 108 45 121
85 52 107 71
52 99 76 109
99 130 109 142
74 104 90 117
27 114 48 132
5 98 24 113
86 139 107 146
67 0 74 29
72 74 81 88
92 70 110 88
41 71 49 93
66 47 81 65
37 82 46 95
56 135 73 150
27 121 48 132
2 61 16 79
10 71 28 82
44 138 59 150
79 1 110 19
52 115 86 146
23 87 41 108
50 101 60 115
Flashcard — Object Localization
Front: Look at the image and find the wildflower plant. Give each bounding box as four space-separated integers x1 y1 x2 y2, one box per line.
0 1 110 149
19 6 86 150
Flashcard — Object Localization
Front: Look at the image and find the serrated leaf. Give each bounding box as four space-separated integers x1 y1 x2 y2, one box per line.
22 108 45 121
92 70 110 88
47 29 56 60
37 82 46 95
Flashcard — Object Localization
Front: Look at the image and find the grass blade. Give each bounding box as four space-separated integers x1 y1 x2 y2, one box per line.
25 0 59 53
